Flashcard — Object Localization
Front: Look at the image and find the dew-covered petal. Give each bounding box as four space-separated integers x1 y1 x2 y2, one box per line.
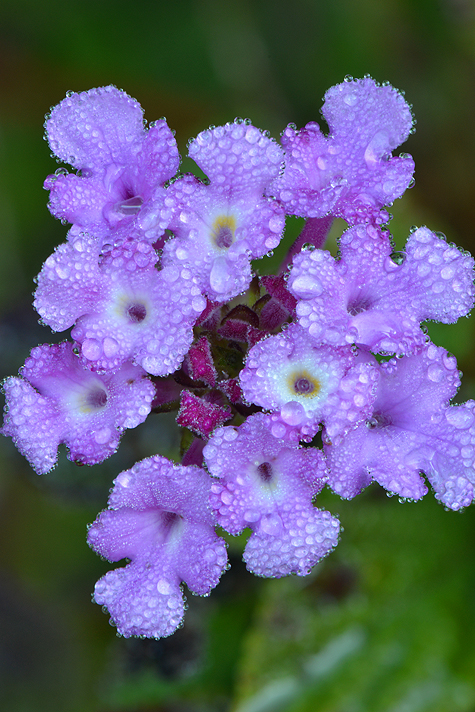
92 560 184 639
45 86 146 169
424 402 475 510
44 173 110 226
188 121 284 193
134 121 180 193
177 522 229 595
34 231 102 331
326 420 428 500
244 507 340 578
404 226 475 323
88 508 169 561
106 455 216 523
1 377 62 474
269 121 345 219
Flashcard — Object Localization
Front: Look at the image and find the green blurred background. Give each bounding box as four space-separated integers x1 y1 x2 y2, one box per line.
1 1 475 710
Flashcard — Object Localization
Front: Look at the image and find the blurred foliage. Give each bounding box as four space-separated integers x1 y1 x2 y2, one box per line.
1 0 475 710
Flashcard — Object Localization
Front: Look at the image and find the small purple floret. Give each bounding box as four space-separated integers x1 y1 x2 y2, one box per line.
240 323 378 441
87 455 228 638
290 224 475 354
159 121 285 301
35 233 205 375
44 86 179 239
326 344 475 508
204 413 339 577
1 342 154 473
269 77 414 224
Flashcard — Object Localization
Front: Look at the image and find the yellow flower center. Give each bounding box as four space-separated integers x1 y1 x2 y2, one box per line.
211 215 236 249
288 370 320 398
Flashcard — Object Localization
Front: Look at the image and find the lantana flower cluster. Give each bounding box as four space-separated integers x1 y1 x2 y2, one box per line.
3 78 475 639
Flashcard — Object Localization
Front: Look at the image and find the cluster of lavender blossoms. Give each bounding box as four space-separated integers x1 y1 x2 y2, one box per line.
3 78 475 639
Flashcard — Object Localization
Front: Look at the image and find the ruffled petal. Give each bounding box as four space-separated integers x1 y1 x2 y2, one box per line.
188 121 283 192
45 86 145 169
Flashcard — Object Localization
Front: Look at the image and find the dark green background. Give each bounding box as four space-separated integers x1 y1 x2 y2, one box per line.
1 1 475 710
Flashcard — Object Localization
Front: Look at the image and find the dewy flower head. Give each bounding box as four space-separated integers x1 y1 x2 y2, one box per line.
88 455 228 638
204 413 339 577
269 76 414 224
240 323 378 440
290 224 475 354
44 86 179 240
159 121 285 301
1 342 154 474
4 76 475 643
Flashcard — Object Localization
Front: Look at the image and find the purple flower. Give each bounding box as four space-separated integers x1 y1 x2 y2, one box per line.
204 413 339 577
157 121 285 301
239 324 378 441
87 455 228 638
290 224 475 354
326 344 475 509
1 342 154 474
34 231 206 375
269 77 414 224
44 86 179 241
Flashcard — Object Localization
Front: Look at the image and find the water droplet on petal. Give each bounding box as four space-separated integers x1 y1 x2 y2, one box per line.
244 510 260 523
281 400 305 426
103 337 119 357
210 256 232 294
446 407 474 429
428 364 444 382
116 195 143 215
82 338 102 360
364 131 389 167
389 251 406 266
343 92 357 106
290 274 323 298
260 513 283 536
157 579 172 595
94 426 111 444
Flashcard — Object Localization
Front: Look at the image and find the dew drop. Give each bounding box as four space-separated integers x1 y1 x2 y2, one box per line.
389 251 406 265
281 400 305 426
94 426 111 444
